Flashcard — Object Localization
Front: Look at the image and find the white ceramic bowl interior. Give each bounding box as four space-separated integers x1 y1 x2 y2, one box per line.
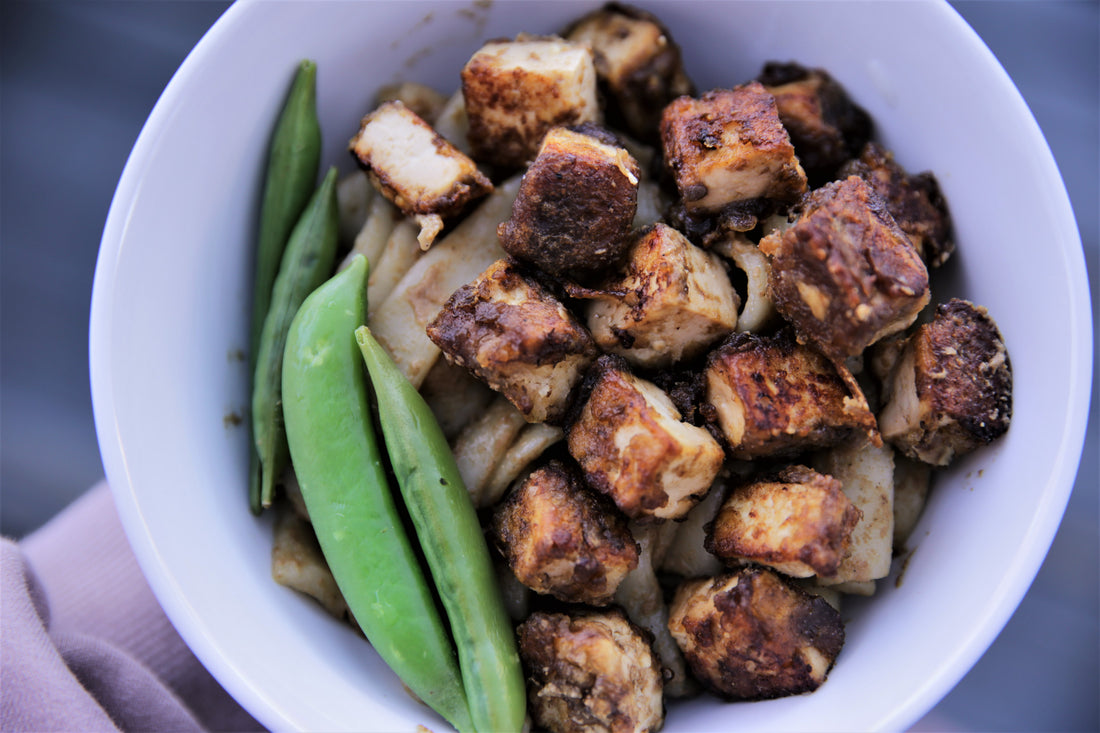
90 2 1091 731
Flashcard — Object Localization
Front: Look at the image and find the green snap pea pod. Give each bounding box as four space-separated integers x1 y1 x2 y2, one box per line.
356 326 527 733
282 256 474 733
249 59 321 513
252 166 340 511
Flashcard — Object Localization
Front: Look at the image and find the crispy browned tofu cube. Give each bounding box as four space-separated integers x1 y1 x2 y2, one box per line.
840 142 955 268
491 460 639 606
668 567 845 700
585 223 740 369
566 4 694 142
703 330 877 460
660 83 808 215
758 61 873 185
349 101 492 224
705 465 861 578
568 356 725 520
518 608 664 733
878 298 1012 466
461 35 600 169
497 126 639 278
425 259 600 424
758 176 930 361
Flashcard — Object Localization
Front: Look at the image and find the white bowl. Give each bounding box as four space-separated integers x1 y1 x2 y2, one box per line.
89 1 1092 731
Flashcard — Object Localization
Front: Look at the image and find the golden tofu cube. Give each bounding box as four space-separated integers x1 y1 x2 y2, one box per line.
585 223 740 369
518 609 664 733
426 259 599 424
349 101 492 221
703 330 877 460
758 175 930 361
705 464 861 578
840 141 954 267
461 35 600 169
758 61 873 185
668 567 845 700
660 83 808 214
491 460 638 606
566 4 693 142
498 125 640 278
878 298 1012 466
567 356 724 520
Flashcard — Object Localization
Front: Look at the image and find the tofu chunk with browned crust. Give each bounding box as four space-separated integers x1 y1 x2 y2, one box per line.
758 61 873 185
668 567 845 700
461 35 600 169
566 4 694 142
491 460 639 606
705 465 861 578
758 175 930 361
840 142 954 267
497 125 640 278
585 223 740 369
349 101 492 242
568 356 725 520
425 259 600 424
703 330 878 460
518 608 664 733
878 298 1012 466
660 83 808 215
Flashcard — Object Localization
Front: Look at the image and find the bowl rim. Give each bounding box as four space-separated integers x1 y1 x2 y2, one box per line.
88 1 1094 730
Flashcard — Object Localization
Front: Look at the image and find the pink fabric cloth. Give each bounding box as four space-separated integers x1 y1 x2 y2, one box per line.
2 481 263 732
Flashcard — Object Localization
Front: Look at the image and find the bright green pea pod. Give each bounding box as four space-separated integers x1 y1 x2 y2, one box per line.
251 59 321 363
252 166 340 511
249 59 321 513
283 256 474 733
356 326 527 733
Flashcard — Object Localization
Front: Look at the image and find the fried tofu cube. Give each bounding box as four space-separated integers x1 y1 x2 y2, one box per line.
349 101 493 244
840 142 954 267
705 465 861 578
491 460 638 606
758 61 873 185
461 35 600 169
758 175 930 361
497 125 640 278
426 259 600 424
813 439 896 585
567 356 725 520
518 608 664 733
668 567 845 700
878 298 1012 466
586 223 740 369
660 83 808 215
703 330 878 460
566 4 694 142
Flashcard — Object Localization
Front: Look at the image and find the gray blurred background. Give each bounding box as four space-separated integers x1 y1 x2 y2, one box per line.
1 1 1096 730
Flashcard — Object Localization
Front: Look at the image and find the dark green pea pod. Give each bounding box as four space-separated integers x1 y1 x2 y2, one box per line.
249 59 321 513
252 166 340 511
356 326 527 733
282 256 474 733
